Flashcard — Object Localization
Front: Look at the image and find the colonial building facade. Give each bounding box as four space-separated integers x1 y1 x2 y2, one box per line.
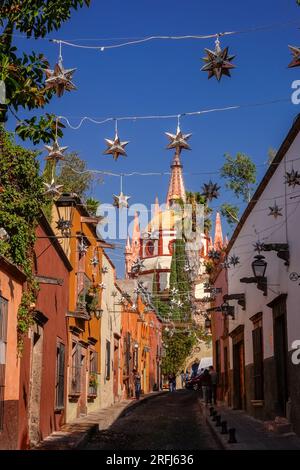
211 115 300 436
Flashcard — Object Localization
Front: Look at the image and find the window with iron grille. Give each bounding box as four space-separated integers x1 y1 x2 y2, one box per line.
70 341 81 395
105 340 111 380
0 296 8 431
55 342 65 409
88 350 98 396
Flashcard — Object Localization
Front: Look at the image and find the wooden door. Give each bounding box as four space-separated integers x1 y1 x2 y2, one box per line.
274 312 288 415
233 340 245 409
113 338 119 400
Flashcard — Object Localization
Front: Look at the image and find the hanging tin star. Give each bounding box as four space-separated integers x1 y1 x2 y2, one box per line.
0 227 9 241
101 266 108 274
268 202 283 218
78 239 88 256
103 132 129 161
165 125 192 152
284 168 300 188
44 140 68 161
113 191 131 209
221 258 231 269
90 255 99 268
43 179 63 197
229 254 240 267
201 180 220 201
45 62 76 97
201 37 236 81
253 241 265 253
56 217 72 236
170 287 179 296
98 282 106 290
131 258 145 275
288 45 300 68
208 249 221 261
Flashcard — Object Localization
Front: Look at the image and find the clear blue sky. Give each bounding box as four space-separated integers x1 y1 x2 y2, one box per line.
9 0 300 274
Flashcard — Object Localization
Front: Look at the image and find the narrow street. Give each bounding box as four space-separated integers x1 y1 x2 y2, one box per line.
84 390 220 450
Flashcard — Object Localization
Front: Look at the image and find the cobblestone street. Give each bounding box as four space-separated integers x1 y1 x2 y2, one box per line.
84 390 220 450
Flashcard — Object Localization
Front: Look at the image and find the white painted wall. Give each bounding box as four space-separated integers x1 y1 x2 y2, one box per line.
99 254 122 408
226 131 300 367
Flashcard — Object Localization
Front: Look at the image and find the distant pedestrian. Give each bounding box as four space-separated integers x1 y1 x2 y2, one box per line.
185 370 189 382
133 369 141 400
180 370 185 388
200 369 212 405
172 373 176 391
209 366 218 405
168 373 174 392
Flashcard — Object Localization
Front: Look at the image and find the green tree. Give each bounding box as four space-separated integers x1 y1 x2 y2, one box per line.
0 0 90 142
169 239 191 322
220 203 239 226
220 152 256 202
162 331 196 375
86 197 100 216
56 152 93 198
0 128 45 346
186 191 212 235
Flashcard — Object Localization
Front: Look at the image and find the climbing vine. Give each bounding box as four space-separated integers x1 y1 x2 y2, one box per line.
0 128 45 349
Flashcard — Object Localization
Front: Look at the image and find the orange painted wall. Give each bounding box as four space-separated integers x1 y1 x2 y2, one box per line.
0 261 24 450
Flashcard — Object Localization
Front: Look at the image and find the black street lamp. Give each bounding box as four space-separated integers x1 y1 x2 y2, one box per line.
240 254 268 296
205 316 211 330
252 255 267 279
221 301 235 319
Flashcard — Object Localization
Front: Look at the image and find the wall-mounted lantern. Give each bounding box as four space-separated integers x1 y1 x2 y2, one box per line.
240 254 268 296
204 316 212 330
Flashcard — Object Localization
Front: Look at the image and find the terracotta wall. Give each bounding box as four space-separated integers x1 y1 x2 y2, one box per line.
18 221 70 448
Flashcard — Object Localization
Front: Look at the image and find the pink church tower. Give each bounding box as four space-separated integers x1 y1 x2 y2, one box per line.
214 211 224 251
166 149 186 207
124 212 141 279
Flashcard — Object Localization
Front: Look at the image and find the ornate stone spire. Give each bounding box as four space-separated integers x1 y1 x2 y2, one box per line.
132 211 141 258
214 211 224 250
166 149 186 207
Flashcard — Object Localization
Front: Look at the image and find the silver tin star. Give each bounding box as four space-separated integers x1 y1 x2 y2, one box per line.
229 254 240 267
165 125 192 152
113 191 131 209
284 168 300 188
268 202 283 218
0 227 9 241
45 62 76 97
44 139 68 161
90 255 99 268
103 132 129 161
43 179 63 197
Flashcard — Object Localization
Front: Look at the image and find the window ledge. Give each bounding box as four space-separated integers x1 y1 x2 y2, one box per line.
251 399 264 407
54 408 64 414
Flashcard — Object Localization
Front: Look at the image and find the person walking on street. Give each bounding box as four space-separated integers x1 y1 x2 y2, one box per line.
200 369 212 405
168 373 174 392
172 373 176 391
209 366 218 405
185 370 189 382
180 370 185 388
133 369 141 400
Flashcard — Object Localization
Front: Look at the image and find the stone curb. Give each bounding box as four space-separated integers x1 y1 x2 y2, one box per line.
198 400 229 450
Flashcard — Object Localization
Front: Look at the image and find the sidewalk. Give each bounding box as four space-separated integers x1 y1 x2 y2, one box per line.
34 391 165 450
200 401 300 450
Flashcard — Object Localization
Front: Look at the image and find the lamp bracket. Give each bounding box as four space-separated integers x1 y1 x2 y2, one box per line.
240 277 267 296
261 243 289 266
223 293 246 310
